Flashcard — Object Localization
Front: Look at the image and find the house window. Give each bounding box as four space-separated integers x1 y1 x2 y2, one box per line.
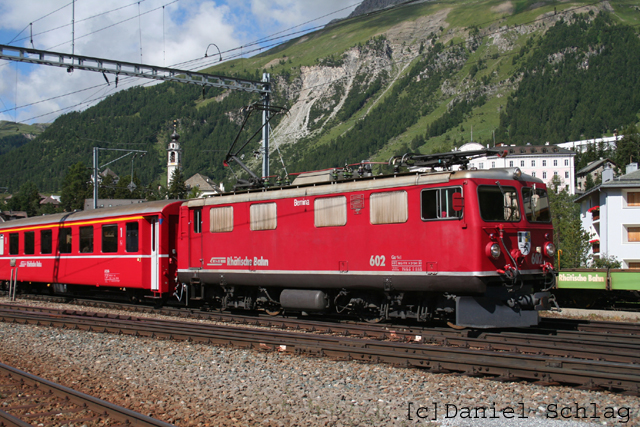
126 222 139 252
627 192 640 207
531 160 536 167
315 196 347 227
509 161 514 167
479 162 484 169
565 171 569 179
542 160 547 167
629 262 640 269
210 206 234 232
102 224 118 253
565 159 569 166
370 191 408 224
41 230 52 254
520 161 525 167
531 172 536 177
628 227 640 242
554 171 558 176
543 172 547 179
80 226 93 253
554 160 558 166
491 161 495 168
59 228 72 254
251 203 277 230
24 231 35 255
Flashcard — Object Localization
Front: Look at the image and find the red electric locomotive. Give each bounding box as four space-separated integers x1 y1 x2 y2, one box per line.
176 150 557 328
0 200 181 301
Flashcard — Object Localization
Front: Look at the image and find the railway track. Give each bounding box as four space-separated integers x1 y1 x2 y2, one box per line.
0 302 639 395
0 362 175 427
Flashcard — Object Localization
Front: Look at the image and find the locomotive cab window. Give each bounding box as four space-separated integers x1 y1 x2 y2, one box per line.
41 230 52 254
9 233 19 255
80 226 94 253
24 231 35 255
315 196 347 227
522 187 551 223
102 224 118 253
126 222 139 252
370 191 408 224
59 228 72 253
210 206 234 233
478 185 521 222
250 203 277 231
193 208 202 233
421 187 463 220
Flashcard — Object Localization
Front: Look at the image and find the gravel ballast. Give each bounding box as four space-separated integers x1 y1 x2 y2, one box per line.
0 300 637 426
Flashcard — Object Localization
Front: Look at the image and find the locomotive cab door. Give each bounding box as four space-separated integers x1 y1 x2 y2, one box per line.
150 216 159 291
189 208 203 269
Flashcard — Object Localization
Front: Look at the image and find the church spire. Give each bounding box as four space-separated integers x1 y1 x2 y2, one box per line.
167 120 182 187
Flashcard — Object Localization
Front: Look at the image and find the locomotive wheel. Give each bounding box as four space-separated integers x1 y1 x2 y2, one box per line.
264 306 282 316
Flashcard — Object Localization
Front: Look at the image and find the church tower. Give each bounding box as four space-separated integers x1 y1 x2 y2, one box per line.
167 121 182 187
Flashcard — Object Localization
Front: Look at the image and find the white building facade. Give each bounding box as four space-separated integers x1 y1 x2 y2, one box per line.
575 164 640 269
459 142 576 194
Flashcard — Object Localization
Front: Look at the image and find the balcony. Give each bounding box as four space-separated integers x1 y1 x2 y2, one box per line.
587 206 600 221
589 239 600 254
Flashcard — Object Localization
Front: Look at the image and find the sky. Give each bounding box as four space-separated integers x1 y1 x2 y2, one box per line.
0 0 357 125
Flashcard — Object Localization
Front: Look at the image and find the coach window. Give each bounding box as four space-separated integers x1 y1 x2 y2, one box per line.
24 231 35 255
9 233 19 255
250 203 277 231
126 222 139 252
210 206 234 233
102 224 118 253
41 229 52 254
478 185 521 222
315 196 347 227
59 228 72 253
370 191 408 224
80 226 94 253
421 187 463 220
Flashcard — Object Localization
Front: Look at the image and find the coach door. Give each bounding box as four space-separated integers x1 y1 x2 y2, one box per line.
150 216 159 291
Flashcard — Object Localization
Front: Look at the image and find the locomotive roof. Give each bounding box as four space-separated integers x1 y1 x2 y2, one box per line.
0 199 182 230
186 168 541 207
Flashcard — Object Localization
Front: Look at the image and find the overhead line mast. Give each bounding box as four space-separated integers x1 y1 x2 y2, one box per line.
0 43 273 177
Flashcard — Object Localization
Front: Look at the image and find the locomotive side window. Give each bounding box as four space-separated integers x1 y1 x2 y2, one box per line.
126 222 139 252
80 226 94 253
370 191 408 224
9 233 19 255
250 203 277 231
41 230 52 254
210 206 234 233
24 231 35 255
102 224 118 253
315 196 347 227
59 228 72 253
193 208 202 233
478 186 521 222
522 187 551 223
0 234 3 255
421 187 463 220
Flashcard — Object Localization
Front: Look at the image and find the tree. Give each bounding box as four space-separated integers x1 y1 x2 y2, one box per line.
167 168 187 199
614 125 640 173
592 253 622 269
548 175 590 269
60 162 91 211
9 181 42 217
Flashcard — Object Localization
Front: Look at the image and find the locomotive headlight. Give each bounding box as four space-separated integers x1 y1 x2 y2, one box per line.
513 168 522 179
486 242 501 259
544 242 556 257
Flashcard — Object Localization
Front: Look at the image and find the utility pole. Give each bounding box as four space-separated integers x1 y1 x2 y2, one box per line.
261 73 270 179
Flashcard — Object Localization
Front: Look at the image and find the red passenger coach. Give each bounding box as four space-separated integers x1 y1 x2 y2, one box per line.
176 151 557 328
0 200 182 300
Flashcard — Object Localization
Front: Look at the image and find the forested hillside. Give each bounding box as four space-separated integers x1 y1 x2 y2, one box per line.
1 0 639 193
